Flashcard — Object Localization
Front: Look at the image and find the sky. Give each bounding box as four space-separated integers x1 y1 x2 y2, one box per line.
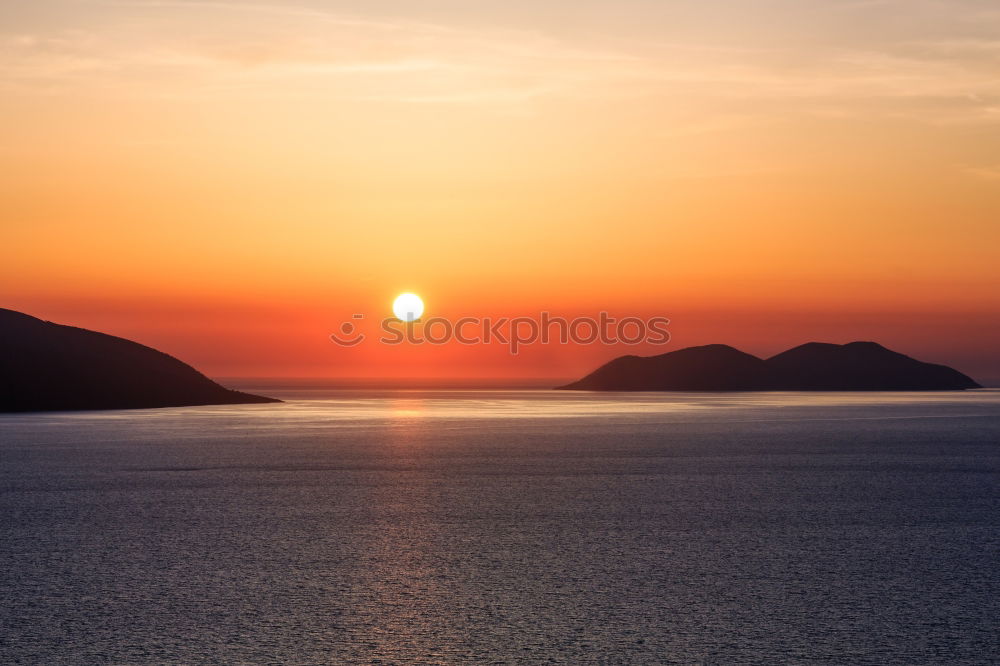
2 0 999 381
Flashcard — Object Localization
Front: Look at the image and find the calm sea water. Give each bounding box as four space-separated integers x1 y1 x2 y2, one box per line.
1 389 998 664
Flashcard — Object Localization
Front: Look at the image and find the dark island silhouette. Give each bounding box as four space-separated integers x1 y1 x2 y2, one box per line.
0 308 279 412
558 342 980 391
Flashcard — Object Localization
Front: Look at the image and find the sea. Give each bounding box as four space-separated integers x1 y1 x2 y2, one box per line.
1 388 998 664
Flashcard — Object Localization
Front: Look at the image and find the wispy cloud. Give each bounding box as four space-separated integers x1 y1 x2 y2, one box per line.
963 165 1000 181
2 0 999 125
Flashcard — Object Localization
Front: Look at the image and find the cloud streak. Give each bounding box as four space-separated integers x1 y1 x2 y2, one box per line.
1 0 999 127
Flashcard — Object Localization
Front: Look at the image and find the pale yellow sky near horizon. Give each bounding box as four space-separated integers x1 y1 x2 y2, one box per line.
2 0 1000 377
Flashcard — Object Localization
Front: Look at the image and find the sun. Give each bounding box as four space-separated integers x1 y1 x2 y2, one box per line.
392 293 424 322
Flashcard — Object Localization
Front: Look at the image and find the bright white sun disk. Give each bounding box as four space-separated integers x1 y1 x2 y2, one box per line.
392 293 424 322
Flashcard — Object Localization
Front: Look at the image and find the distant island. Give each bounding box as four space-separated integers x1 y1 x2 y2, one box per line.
0 308 279 412
559 342 981 391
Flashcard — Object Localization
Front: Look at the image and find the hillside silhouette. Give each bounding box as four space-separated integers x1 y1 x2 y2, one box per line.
559 341 980 391
0 308 279 411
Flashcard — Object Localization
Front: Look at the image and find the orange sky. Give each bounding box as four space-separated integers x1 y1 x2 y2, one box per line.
3 0 1000 382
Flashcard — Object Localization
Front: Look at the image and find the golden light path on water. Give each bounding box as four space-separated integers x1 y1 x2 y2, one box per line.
33 389 1000 425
